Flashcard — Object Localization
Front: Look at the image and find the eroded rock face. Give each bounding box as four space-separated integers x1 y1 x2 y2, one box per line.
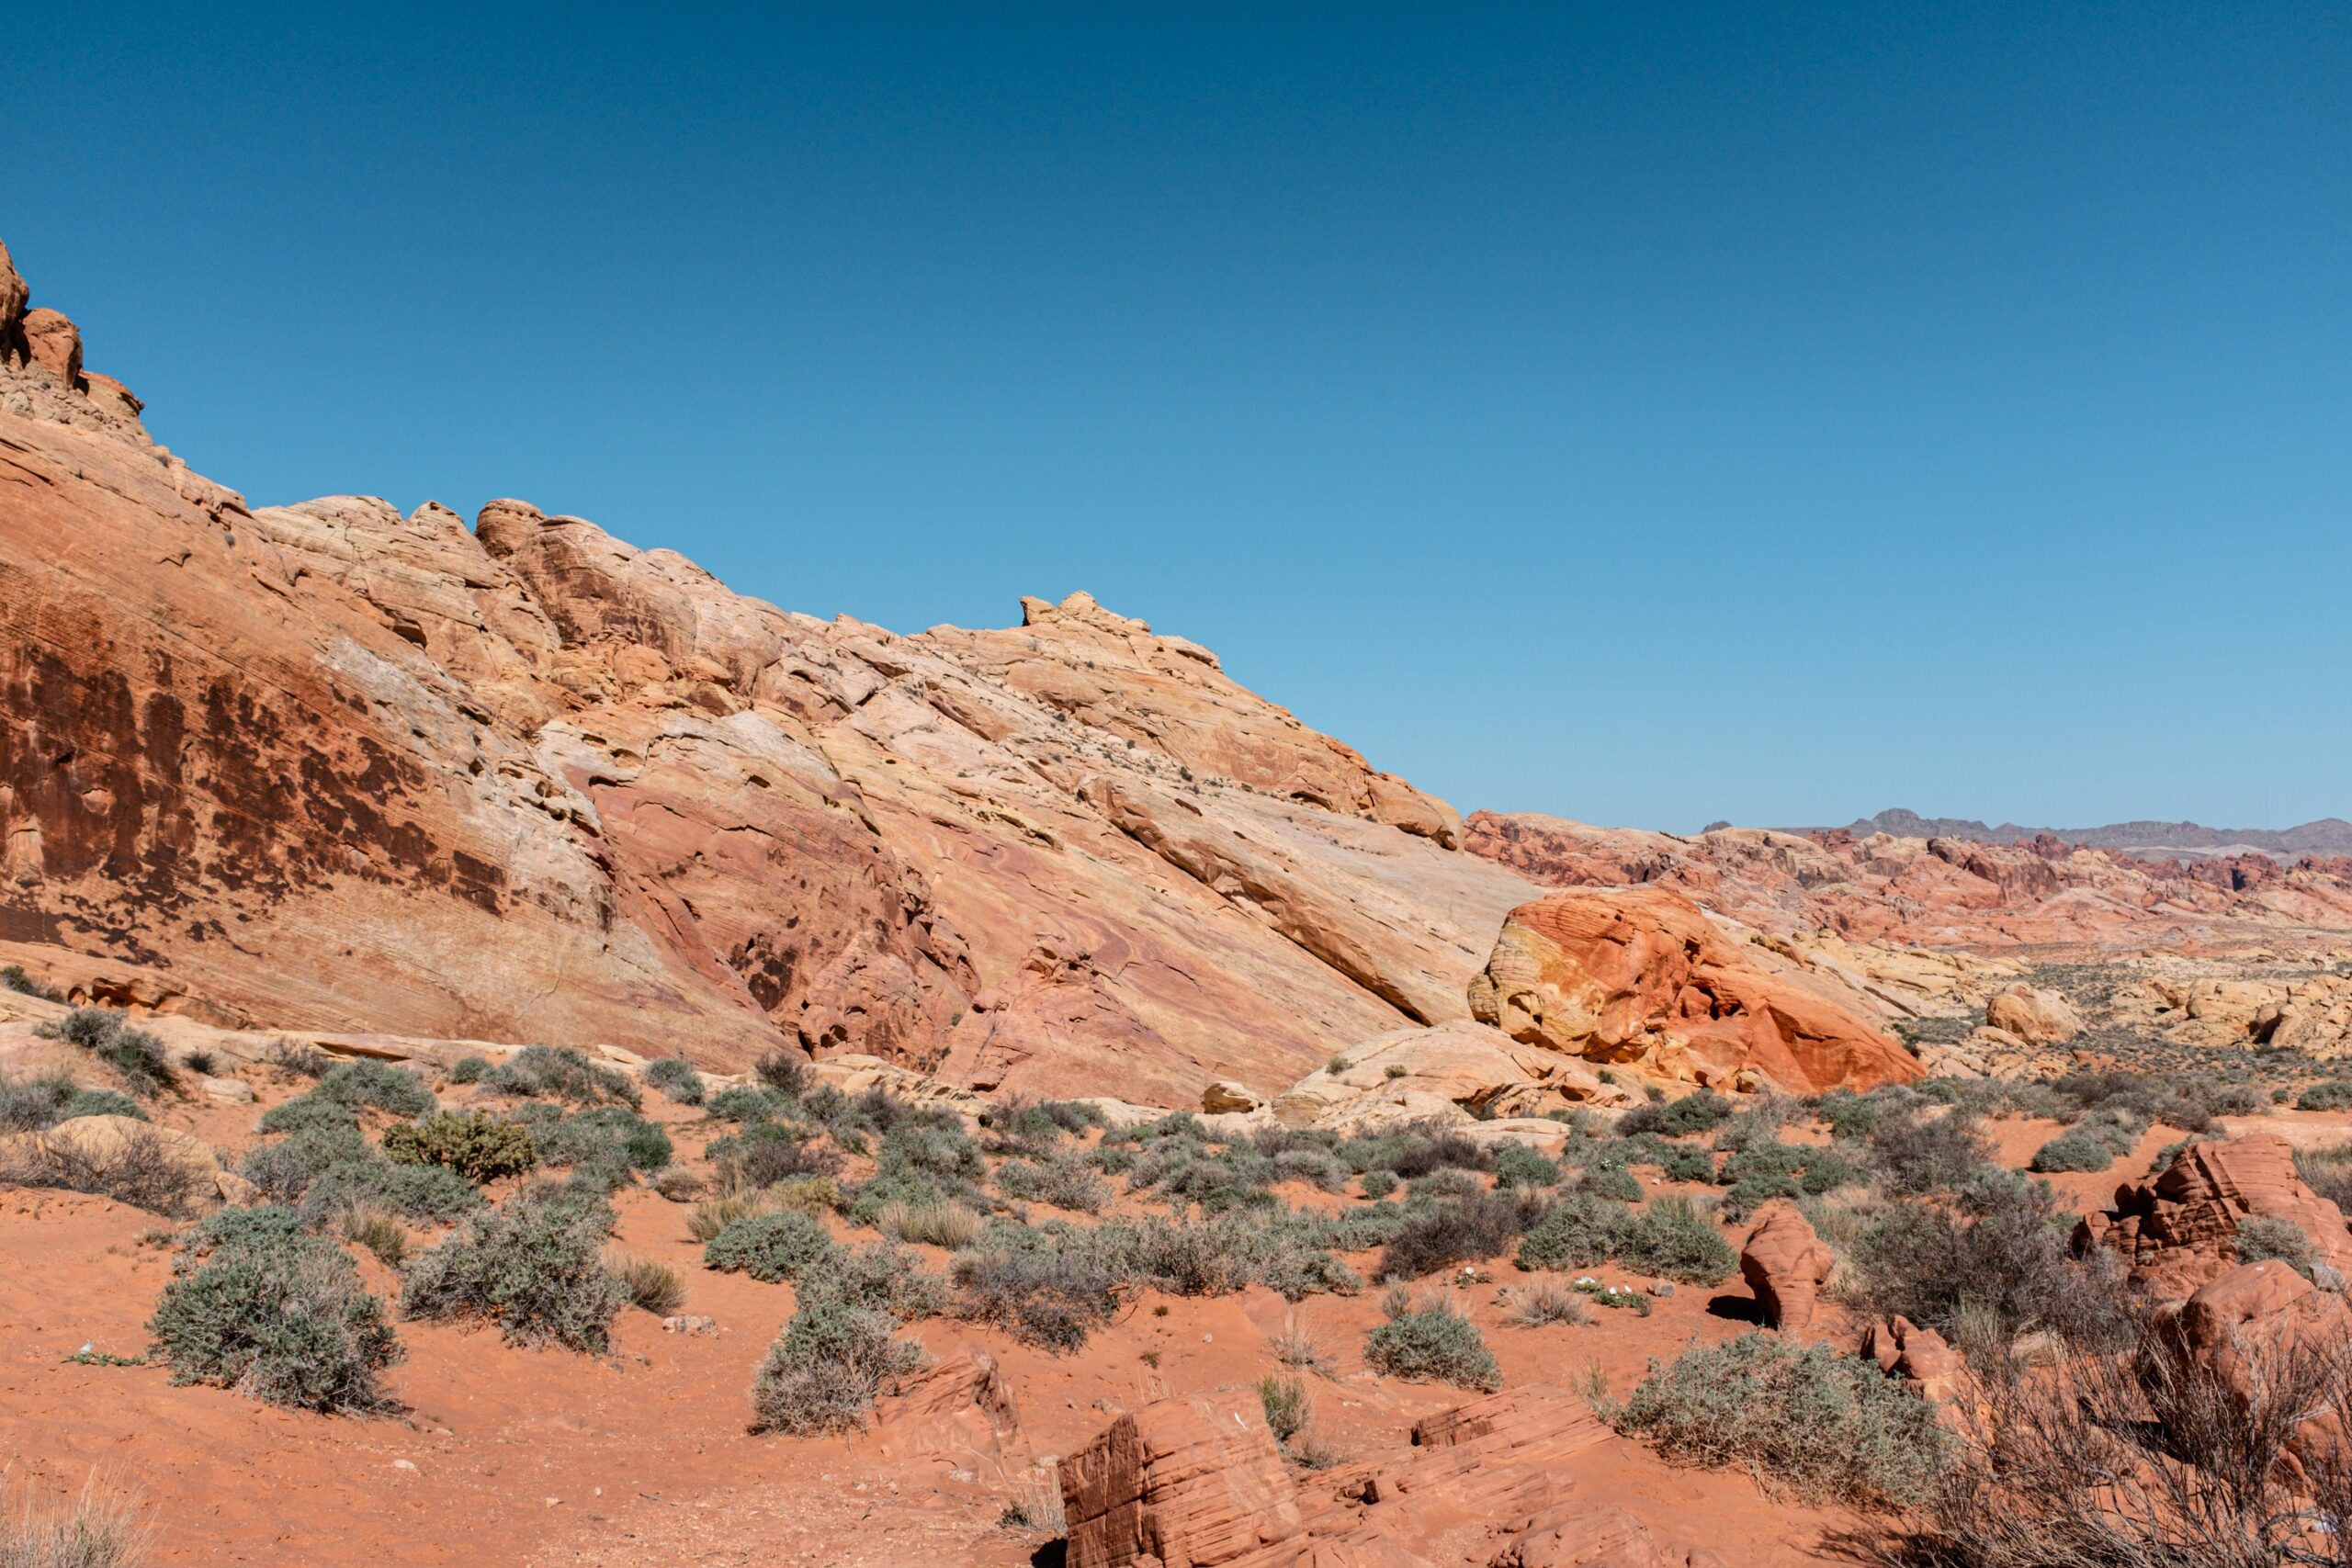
1740 1201 1835 1337
1271 1021 1633 1132
1466 887 1921 1094
0 236 1539 1095
1858 1315 1967 1412
1060 1392 1304 1568
1983 983 2085 1045
2152 1260 2352 1487
2074 1135 2352 1300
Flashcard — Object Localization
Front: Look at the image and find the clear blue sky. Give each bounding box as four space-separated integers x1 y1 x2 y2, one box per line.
11 4 2347 832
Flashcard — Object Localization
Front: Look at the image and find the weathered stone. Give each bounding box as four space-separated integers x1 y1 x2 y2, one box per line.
1061 1392 1304 1568
2074 1135 2352 1300
1739 1201 1834 1337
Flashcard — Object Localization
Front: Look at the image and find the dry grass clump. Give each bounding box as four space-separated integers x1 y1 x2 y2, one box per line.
687 1192 768 1243
1502 1275 1591 1326
0 1128 202 1217
876 1198 982 1248
0 1471 149 1568
610 1255 686 1316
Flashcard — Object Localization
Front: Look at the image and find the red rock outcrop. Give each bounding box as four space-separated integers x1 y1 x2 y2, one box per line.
1463 811 2352 959
0 237 1540 1100
2151 1260 2352 1486
1466 887 1922 1093
1059 1391 1305 1568
1858 1315 1968 1412
1740 1201 1835 1337
2074 1135 2352 1299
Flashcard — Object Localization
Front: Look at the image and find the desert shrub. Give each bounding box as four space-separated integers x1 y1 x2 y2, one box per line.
0 964 62 1000
238 1125 369 1203
527 1106 673 1177
1815 1089 1887 1140
1870 1110 2000 1196
652 1167 707 1202
1359 1169 1397 1199
2300 1080 2352 1111
1130 1142 1281 1213
1491 1144 1562 1189
980 1095 1100 1157
340 1204 409 1266
2296 1143 2352 1213
1516 1195 1634 1272
1717 1140 1867 1222
1272 1146 1347 1190
0 1472 146 1564
257 1092 363 1136
35 1009 177 1098
2030 1128 2122 1173
1657 1144 1716 1183
1616 1197 1738 1284
1379 1190 1538 1281
0 1071 76 1133
752 1049 814 1100
881 1116 984 1181
996 1154 1109 1213
400 1190 625 1351
382 1111 536 1182
1578 1162 1644 1203
1317 1200 1413 1251
1841 1183 2130 1358
876 1198 983 1248
1613 1332 1946 1506
769 1175 840 1214
304 1156 484 1224
0 1122 203 1215
1258 1371 1311 1443
705 1084 786 1123
61 1087 148 1121
1338 1122 1493 1179
2233 1215 2316 1277
643 1056 705 1105
1364 1303 1501 1391
951 1245 1124 1351
1617 1089 1735 1139
612 1255 685 1315
703 1211 839 1283
262 1038 329 1078
749 1289 925 1435
447 1054 489 1084
1503 1275 1591 1325
801 1242 947 1321
482 1044 639 1109
687 1192 768 1244
149 1211 402 1411
712 1122 840 1191
316 1060 435 1118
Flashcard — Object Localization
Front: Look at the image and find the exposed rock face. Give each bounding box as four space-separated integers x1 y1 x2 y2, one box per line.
1466 888 1922 1094
1858 1315 1967 1411
870 1348 1022 1465
1739 1201 1835 1337
2152 1260 2352 1486
0 237 1538 1098
1060 1392 1304 1568
2074 1135 2352 1300
1983 983 2085 1045
2109 971 2352 1057
1271 1021 1634 1132
1463 812 2352 959
1490 1502 1729 1568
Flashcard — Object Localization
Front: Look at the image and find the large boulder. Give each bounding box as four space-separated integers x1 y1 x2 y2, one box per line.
0 1114 250 1213
1060 1392 1303 1568
1982 983 2085 1046
1739 1201 1835 1337
1465 887 1921 1094
2152 1260 2352 1486
1272 1021 1633 1132
2074 1135 2352 1300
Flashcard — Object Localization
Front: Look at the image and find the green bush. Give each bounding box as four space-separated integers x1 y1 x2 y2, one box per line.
1516 1195 1632 1272
749 1290 925 1435
2299 1081 2352 1111
1616 1089 1735 1139
995 1155 1109 1213
706 1084 785 1122
643 1056 705 1105
0 963 62 1000
148 1209 401 1411
1613 1332 1947 1507
704 1211 839 1282
0 1071 75 1133
305 1156 483 1224
2233 1215 2315 1277
482 1044 640 1109
800 1242 947 1321
400 1190 625 1351
529 1106 673 1176
1491 1144 1562 1188
1363 1303 1500 1390
754 1049 815 1100
1360 1169 1397 1199
61 1087 148 1121
316 1060 435 1118
1842 1183 2130 1357
1380 1191 1536 1281
950 1245 1123 1351
1578 1163 1644 1202
448 1055 490 1084
712 1121 839 1190
257 1093 363 1136
382 1111 537 1182
238 1126 374 1202
34 1008 178 1097
1615 1198 1738 1284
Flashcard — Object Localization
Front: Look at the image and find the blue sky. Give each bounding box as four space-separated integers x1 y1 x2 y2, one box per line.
10 3 2347 831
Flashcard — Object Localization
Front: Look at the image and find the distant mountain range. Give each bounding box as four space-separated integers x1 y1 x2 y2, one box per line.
1815 808 2352 862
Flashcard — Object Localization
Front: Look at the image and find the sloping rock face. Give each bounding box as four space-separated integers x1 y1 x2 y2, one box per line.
1463 812 2352 959
1466 888 1922 1094
2074 1135 2352 1299
0 239 1536 1099
1060 1392 1304 1568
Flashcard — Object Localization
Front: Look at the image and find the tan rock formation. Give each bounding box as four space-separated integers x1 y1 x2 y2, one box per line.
2074 1135 2352 1299
2151 1260 2352 1487
1739 1201 1835 1337
1466 888 1922 1094
1271 1021 1633 1132
1983 982 2085 1045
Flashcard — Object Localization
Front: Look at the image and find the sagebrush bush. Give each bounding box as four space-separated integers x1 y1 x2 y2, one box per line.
753 1049 814 1100
1491 1144 1562 1188
400 1190 625 1351
316 1060 435 1118
712 1121 839 1191
1503 1275 1590 1325
2296 1143 2352 1213
304 1156 483 1224
1870 1110 2000 1196
1515 1195 1632 1272
1363 1303 1500 1390
1616 1089 1735 1139
238 1125 373 1202
749 1290 925 1435
643 1056 705 1105
1578 1162 1644 1203
0 1071 76 1133
0 1121 203 1214
382 1111 536 1182
0 963 62 1000
2233 1215 2316 1277
951 1245 1123 1351
257 1092 363 1136
528 1106 673 1179
703 1211 838 1282
1615 1197 1738 1284
800 1242 947 1321
1613 1331 1947 1507
1379 1190 1537 1280
447 1055 489 1085
1841 1182 2129 1358
34 1008 176 1097
149 1209 402 1411
1338 1122 1492 1179
482 1044 640 1109
2301 1081 2352 1111
994 1155 1109 1213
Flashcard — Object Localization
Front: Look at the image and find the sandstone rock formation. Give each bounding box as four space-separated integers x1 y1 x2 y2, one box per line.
2109 970 2352 1056
1466 888 1922 1094
0 236 1540 1104
2151 1259 2352 1486
2074 1135 2352 1299
1858 1315 1966 1411
1270 1021 1634 1133
1982 982 2086 1045
1464 812 2352 960
1739 1201 1835 1337
1059 1391 1304 1568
